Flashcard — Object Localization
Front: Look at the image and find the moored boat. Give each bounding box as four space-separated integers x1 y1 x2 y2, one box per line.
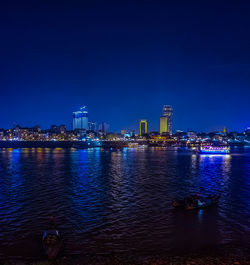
173 194 220 210
128 142 139 148
42 217 62 260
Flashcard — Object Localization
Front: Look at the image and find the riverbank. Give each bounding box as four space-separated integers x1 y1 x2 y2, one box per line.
0 140 89 148
0 140 249 149
1 244 250 265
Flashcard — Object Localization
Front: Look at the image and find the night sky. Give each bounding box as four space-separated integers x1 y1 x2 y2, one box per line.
0 1 249 132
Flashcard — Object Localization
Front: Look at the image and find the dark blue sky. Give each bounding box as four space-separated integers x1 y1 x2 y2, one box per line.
0 0 249 132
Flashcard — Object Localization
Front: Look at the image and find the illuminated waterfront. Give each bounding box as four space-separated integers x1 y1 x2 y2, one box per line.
0 147 249 259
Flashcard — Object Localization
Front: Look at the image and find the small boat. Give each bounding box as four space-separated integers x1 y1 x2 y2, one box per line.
128 142 139 148
173 194 220 210
199 145 230 154
42 217 62 260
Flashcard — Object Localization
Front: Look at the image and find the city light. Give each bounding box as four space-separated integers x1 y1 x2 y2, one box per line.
0 105 249 150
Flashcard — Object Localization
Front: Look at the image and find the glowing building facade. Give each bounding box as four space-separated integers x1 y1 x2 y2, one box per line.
140 120 147 136
160 116 168 134
72 106 89 130
160 105 173 134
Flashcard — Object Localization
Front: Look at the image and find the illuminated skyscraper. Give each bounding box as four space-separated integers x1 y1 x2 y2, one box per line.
160 105 173 134
140 120 147 135
160 116 168 134
72 106 88 130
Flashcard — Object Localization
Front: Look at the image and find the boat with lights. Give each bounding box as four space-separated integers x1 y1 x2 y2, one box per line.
199 145 230 154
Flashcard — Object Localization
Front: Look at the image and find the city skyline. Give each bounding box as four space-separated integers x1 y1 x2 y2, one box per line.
0 102 248 134
0 1 249 132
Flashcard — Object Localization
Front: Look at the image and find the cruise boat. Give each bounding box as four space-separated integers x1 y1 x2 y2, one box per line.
199 145 230 154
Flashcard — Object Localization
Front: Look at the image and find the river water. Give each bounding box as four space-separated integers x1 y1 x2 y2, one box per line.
0 147 249 259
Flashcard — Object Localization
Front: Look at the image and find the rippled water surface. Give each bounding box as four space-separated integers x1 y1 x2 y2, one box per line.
0 147 250 258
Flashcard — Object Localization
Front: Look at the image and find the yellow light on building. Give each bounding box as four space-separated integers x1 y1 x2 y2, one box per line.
160 116 167 134
140 120 147 136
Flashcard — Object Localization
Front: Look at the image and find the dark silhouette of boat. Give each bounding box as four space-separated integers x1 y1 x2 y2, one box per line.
42 217 62 260
173 194 220 210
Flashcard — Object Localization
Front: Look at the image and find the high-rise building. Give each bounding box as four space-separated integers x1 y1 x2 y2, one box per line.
140 120 147 135
72 106 88 130
98 122 109 134
160 116 168 134
187 130 197 141
88 121 96 131
160 105 173 134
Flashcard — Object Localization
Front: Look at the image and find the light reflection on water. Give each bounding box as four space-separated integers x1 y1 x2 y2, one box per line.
0 147 249 258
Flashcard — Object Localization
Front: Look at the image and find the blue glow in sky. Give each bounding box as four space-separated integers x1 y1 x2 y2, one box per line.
0 1 249 132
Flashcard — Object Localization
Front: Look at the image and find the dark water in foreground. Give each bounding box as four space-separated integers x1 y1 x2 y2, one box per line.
0 147 249 259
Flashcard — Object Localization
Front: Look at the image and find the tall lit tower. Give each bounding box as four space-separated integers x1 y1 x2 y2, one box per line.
140 120 148 136
160 116 168 134
160 105 173 134
72 106 89 130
